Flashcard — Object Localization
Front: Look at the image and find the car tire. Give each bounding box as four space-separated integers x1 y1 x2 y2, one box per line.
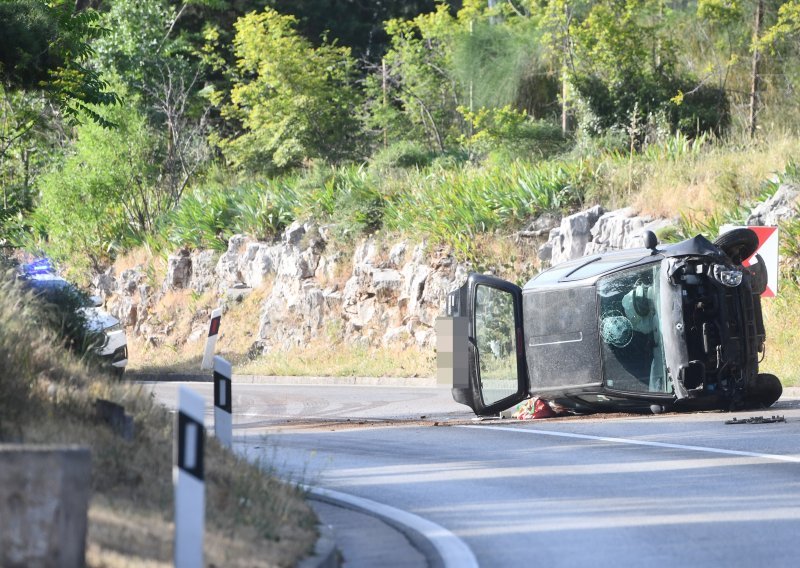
743 373 782 408
747 253 768 295
714 228 758 264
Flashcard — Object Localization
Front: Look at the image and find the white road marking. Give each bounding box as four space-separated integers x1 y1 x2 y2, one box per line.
459 425 800 463
305 485 479 568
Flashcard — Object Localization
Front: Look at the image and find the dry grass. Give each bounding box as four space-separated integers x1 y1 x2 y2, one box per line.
760 286 800 387
128 283 271 374
114 248 162 276
470 233 544 285
20 380 317 568
0 270 317 567
632 136 797 219
127 272 437 378
238 342 435 377
131 333 435 378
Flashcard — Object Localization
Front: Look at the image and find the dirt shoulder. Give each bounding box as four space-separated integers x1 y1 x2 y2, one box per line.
18 378 318 567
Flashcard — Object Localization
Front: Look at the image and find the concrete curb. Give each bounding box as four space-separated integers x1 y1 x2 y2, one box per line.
297 523 339 568
305 487 478 568
783 387 800 398
129 372 439 388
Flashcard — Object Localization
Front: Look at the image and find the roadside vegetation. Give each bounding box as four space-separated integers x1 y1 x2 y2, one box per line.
2 3 800 560
3 0 800 382
0 264 317 565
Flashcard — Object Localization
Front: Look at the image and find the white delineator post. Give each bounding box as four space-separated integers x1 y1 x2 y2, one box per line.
213 356 233 449
174 386 205 568
200 307 222 370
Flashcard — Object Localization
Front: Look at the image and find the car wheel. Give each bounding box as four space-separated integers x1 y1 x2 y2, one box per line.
747 253 768 295
743 373 782 408
713 228 758 264
112 366 125 379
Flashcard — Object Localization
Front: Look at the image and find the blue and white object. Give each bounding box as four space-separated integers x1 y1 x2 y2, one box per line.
22 268 127 374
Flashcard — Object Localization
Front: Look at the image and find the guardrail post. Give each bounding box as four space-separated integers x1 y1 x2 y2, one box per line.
174 386 205 568
213 356 233 449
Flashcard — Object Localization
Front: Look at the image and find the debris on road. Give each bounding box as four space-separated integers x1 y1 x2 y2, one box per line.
512 398 566 420
725 415 786 425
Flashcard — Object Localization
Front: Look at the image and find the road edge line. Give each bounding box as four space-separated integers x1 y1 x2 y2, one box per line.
459 425 800 463
303 485 478 568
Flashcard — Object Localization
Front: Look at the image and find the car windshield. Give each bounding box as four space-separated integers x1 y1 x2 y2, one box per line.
596 262 669 394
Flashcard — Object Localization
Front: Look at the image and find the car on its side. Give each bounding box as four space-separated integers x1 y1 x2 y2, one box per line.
439 229 781 416
20 268 128 376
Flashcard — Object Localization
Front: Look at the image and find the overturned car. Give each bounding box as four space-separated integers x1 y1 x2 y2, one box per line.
439 229 782 416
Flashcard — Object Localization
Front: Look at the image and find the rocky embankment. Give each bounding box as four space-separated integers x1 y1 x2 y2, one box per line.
93 184 798 358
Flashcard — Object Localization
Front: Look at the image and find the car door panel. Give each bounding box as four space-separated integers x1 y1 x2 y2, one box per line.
441 274 529 416
523 286 602 390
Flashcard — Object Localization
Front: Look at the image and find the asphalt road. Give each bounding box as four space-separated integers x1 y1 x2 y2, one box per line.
149 382 800 566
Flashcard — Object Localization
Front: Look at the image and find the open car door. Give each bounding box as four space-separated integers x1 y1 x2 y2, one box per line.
440 273 530 416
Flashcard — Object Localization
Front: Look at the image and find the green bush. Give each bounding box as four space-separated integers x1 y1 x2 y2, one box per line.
460 106 568 162
33 103 161 269
233 180 298 240
165 178 300 249
370 141 435 171
572 72 730 141
293 164 386 238
384 159 588 258
165 187 241 251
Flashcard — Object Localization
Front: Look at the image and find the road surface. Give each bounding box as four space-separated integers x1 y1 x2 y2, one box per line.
149 381 800 566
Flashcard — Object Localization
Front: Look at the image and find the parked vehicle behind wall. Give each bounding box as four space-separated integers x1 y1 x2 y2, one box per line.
19 260 128 376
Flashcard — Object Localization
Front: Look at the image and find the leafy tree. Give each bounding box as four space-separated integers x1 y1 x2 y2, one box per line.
570 0 729 139
0 0 118 125
267 0 439 59
0 87 61 244
34 102 164 269
0 0 120 245
374 5 461 151
215 8 363 171
93 0 211 206
763 0 800 42
370 1 560 154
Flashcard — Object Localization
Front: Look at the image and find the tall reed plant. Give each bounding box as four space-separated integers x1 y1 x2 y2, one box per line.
384 160 589 257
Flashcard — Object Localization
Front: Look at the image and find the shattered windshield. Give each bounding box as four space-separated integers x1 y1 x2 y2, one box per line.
597 262 669 394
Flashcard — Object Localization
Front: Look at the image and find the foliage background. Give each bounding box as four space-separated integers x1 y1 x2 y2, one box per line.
1 0 799 289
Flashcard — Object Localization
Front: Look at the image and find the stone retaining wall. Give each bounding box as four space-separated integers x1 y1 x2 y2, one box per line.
0 445 91 568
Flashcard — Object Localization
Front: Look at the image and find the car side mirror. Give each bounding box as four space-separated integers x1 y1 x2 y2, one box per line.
643 230 658 252
90 295 103 307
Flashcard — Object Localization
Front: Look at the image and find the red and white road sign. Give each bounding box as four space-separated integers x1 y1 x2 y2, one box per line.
720 226 779 297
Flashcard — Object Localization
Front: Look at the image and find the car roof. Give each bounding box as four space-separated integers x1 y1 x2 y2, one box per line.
524 234 724 291
525 248 656 290
25 273 72 290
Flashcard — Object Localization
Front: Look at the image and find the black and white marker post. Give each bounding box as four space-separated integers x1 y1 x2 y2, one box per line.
213 356 232 449
174 386 205 568
200 307 222 370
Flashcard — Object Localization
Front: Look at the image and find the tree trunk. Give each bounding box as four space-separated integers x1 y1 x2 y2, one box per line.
562 67 568 135
749 0 764 138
